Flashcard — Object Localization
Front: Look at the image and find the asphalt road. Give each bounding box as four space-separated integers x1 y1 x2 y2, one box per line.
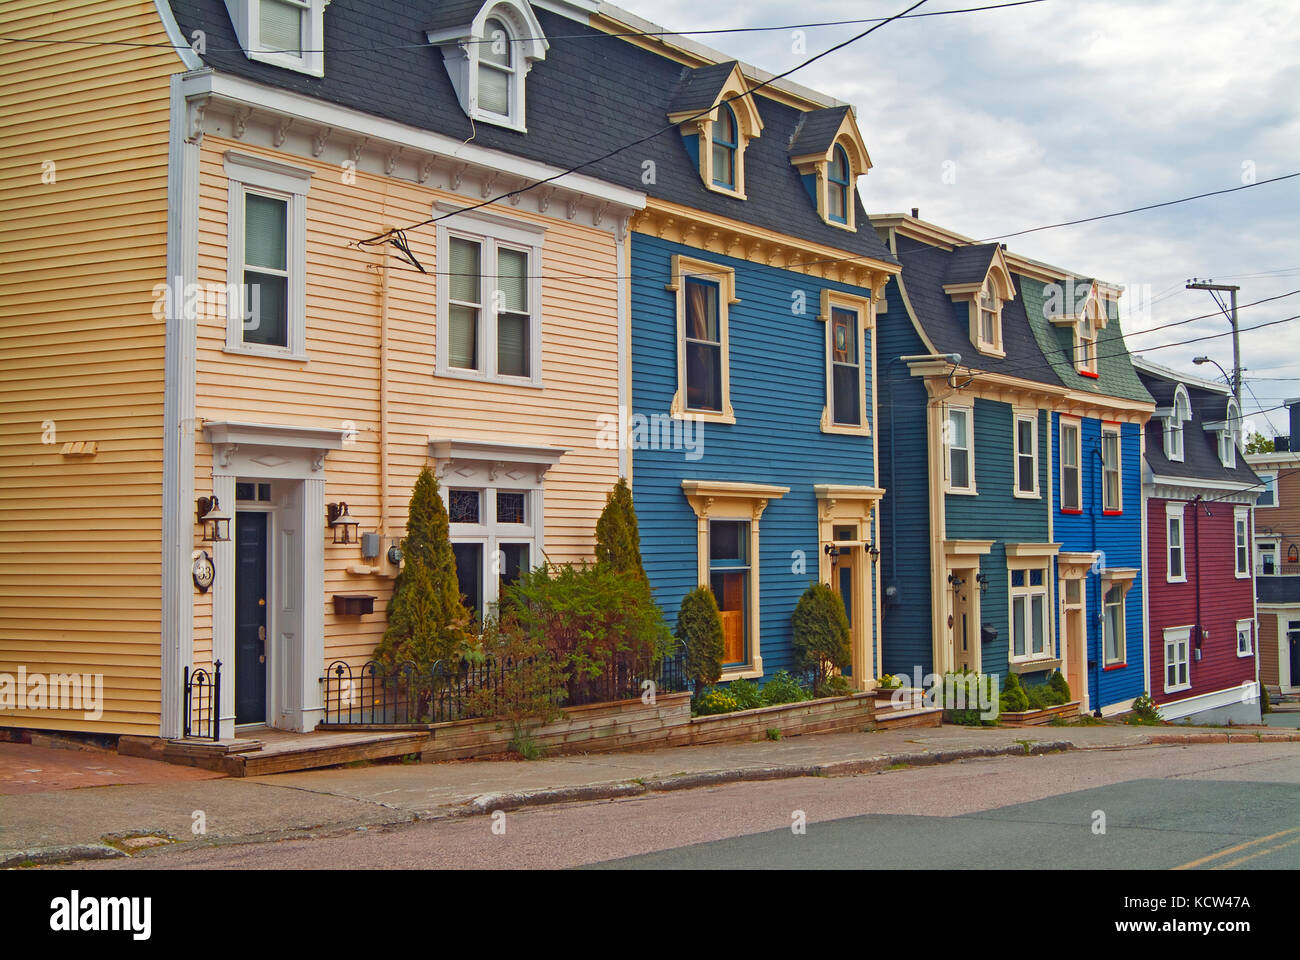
63 743 1299 870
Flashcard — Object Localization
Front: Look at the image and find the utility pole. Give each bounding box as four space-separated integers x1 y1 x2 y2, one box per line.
1186 280 1242 405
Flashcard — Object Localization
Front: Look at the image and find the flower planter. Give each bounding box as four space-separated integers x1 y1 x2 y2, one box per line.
995 700 1081 726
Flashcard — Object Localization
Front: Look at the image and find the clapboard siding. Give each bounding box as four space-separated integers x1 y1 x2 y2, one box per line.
875 282 935 676
1147 497 1256 704
0 0 176 735
629 233 877 680
192 136 623 675
1052 415 1146 709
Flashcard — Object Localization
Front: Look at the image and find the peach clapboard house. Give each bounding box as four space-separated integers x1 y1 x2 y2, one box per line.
0 0 644 739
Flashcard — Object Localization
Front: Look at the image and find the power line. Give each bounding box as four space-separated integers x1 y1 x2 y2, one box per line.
0 1 1049 54
358 0 936 258
1119 289 1300 340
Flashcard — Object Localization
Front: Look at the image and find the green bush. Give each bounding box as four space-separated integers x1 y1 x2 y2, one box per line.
1127 692 1163 724
939 669 997 726
877 674 904 690
374 466 470 671
1261 686 1272 715
999 672 1030 714
594 478 647 580
1023 677 1068 710
762 670 813 705
791 582 851 693
818 674 853 698
462 616 566 743
504 560 672 698
693 689 739 716
725 677 765 711
677 586 724 693
1049 669 1071 702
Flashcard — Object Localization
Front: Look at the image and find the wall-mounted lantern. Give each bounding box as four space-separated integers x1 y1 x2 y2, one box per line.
196 496 231 542
974 572 989 594
326 502 359 544
866 542 881 566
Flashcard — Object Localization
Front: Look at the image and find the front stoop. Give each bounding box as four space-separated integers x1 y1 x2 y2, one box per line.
118 730 426 777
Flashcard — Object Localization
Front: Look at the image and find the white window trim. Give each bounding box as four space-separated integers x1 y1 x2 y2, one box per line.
427 0 549 133
223 150 312 360
445 485 543 614
819 289 873 436
1164 383 1191 462
1236 618 1254 658
1163 625 1192 693
1007 559 1052 664
1013 410 1040 499
1074 297 1103 375
1059 415 1082 512
1165 501 1187 583
1234 506 1251 579
1257 471 1279 509
226 0 327 78
667 253 737 424
1101 423 1123 513
944 403 976 495
434 205 546 387
682 481 789 681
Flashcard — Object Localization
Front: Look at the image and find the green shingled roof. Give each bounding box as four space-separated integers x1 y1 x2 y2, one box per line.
1018 276 1153 405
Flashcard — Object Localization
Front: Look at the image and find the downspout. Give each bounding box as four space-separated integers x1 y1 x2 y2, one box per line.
379 253 390 539
1193 494 1203 662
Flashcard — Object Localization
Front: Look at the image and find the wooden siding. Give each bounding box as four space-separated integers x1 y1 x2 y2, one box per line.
191 137 623 676
875 286 934 676
1052 415 1146 709
629 234 876 680
0 0 178 735
1254 459 1300 571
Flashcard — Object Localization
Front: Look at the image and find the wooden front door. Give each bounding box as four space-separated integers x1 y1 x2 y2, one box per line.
1061 576 1087 711
951 573 975 673
235 512 269 725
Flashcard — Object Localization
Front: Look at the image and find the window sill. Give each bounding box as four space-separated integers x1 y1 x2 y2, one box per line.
435 367 545 390
703 181 747 201
946 486 979 497
821 407 871 436
1164 683 1192 695
1102 509 1123 516
720 663 763 682
1060 507 1083 515
1167 576 1187 585
223 345 310 363
1103 662 1127 671
1235 572 1251 580
1009 657 1061 674
975 345 1006 359
1013 489 1041 500
470 110 527 134
1237 650 1254 658
1078 370 1100 379
821 216 857 233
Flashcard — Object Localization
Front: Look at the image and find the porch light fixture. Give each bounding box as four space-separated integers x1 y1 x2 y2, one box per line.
195 496 231 542
947 572 964 589
326 502 360 544
974 572 989 594
866 542 881 565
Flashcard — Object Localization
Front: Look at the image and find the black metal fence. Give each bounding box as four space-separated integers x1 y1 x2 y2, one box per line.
183 661 221 741
320 645 688 727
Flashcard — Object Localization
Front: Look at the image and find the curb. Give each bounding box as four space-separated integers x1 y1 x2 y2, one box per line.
0 844 125 870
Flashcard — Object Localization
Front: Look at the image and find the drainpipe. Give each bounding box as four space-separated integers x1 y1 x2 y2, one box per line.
1192 495 1203 660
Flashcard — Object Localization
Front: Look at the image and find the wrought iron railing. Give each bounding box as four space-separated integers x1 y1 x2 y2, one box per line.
319 645 689 727
183 661 221 741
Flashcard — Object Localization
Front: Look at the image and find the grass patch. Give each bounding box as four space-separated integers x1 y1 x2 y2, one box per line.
765 728 782 741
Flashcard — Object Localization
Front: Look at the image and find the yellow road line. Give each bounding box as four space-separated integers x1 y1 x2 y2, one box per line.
1212 835 1300 870
1173 826 1300 870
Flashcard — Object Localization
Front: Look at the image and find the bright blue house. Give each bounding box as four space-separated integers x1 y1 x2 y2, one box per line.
871 214 1153 714
622 57 899 687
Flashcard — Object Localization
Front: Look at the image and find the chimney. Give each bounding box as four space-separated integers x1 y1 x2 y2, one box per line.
911 207 919 219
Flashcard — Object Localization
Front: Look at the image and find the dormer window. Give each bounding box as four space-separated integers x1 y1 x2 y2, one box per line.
668 62 763 199
1078 309 1098 374
478 18 515 117
942 245 1012 358
712 105 739 189
427 0 549 133
225 0 326 77
1163 383 1191 462
827 146 851 223
1218 399 1241 468
789 106 870 230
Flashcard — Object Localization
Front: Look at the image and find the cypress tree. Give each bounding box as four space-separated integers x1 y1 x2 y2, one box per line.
677 586 724 692
595 477 646 580
375 466 469 669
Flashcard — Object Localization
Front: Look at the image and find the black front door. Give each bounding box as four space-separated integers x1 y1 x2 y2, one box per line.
235 512 268 724
1290 622 1300 690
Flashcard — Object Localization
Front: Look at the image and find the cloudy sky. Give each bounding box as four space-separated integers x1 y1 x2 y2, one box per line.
621 0 1300 438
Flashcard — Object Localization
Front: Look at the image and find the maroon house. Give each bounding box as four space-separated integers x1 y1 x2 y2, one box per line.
1135 359 1261 723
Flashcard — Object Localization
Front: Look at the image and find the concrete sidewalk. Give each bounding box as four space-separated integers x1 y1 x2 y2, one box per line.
1 722 1295 867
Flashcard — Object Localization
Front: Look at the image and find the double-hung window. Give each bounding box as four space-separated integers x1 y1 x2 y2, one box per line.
946 405 974 493
224 151 311 359
1257 472 1278 508
1234 507 1250 577
1236 619 1254 657
1166 503 1186 582
1164 626 1190 692
477 17 515 119
436 210 545 386
827 145 850 223
1014 412 1038 497
819 291 872 434
1101 424 1122 513
447 486 538 619
1103 581 1126 665
711 104 739 190
670 255 735 422
1009 566 1049 662
1060 417 1081 512
1077 310 1098 375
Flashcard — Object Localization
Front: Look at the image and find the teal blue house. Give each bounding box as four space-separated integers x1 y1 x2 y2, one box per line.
872 214 1154 714
622 57 899 687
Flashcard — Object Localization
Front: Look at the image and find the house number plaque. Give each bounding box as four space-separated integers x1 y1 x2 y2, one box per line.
192 549 215 593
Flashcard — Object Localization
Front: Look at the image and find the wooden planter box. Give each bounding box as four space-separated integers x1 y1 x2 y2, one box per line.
996 700 1081 726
